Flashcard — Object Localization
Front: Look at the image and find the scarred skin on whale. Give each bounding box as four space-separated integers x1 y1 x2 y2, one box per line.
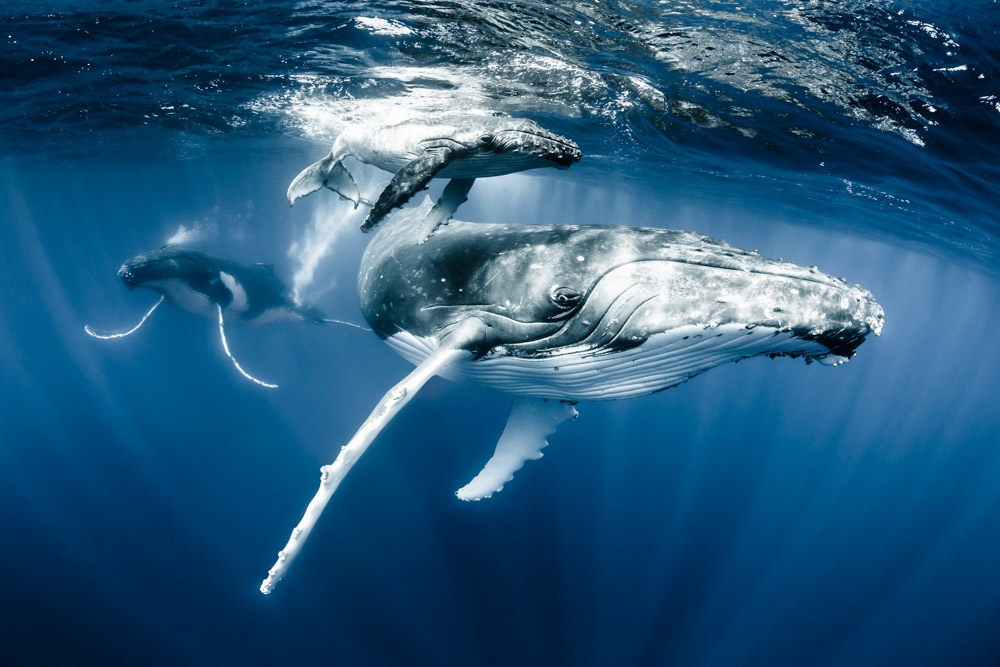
260 200 883 594
286 115 582 232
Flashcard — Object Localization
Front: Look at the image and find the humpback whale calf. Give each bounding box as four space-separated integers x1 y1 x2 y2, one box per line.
261 200 884 593
286 115 581 234
87 246 364 388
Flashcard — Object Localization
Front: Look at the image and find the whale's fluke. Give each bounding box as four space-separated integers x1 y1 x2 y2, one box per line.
260 318 487 594
456 398 578 501
84 295 164 339
287 155 360 207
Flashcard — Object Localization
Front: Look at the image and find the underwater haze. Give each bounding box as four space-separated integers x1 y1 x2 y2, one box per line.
3 1 1000 665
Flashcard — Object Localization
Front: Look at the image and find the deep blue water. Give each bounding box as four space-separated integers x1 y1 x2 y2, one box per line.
3 2 1000 665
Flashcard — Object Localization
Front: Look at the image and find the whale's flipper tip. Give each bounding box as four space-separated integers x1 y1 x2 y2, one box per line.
456 398 578 502
287 156 359 207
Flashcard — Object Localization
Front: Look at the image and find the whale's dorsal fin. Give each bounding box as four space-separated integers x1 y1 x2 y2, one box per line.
361 146 461 232
287 155 360 207
456 398 578 501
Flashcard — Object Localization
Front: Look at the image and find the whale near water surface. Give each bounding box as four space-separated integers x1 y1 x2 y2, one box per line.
286 115 581 232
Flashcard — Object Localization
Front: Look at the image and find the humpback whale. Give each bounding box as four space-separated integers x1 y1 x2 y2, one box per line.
260 200 884 593
286 115 581 234
87 246 364 388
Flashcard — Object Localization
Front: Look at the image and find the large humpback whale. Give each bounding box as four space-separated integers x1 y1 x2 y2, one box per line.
260 200 884 593
286 115 581 234
87 246 364 388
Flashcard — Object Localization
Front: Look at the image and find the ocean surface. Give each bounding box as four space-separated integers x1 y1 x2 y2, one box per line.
3 2 1000 665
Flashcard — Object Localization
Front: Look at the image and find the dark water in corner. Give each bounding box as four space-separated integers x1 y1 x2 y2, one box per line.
2 2 1000 665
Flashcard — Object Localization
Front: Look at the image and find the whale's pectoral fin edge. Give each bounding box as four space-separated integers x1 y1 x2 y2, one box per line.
361 147 459 232
418 177 475 244
260 317 490 595
287 155 360 208
216 305 278 389
85 295 165 340
456 398 579 501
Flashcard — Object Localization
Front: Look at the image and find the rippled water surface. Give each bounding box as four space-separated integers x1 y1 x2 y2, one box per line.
3 2 1000 665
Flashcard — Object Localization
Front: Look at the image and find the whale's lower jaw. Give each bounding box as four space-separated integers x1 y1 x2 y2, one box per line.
385 324 840 402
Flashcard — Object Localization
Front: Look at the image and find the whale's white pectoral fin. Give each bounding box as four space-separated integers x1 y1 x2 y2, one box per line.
287 155 360 208
85 295 164 339
418 177 475 244
260 317 489 595
361 147 458 232
456 398 578 502
217 305 278 389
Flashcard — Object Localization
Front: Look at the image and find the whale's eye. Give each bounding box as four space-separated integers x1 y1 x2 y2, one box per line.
550 286 583 310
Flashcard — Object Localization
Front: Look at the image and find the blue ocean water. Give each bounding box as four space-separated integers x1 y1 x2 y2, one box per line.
2 1 1000 665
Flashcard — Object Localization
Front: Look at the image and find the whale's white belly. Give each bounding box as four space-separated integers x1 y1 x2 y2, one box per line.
149 280 215 318
384 324 831 401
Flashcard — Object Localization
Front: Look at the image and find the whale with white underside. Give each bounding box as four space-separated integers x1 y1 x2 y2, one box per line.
286 115 581 234
260 199 883 593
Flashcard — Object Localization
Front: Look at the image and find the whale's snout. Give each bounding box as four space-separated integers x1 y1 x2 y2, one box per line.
118 263 139 289
522 259 884 367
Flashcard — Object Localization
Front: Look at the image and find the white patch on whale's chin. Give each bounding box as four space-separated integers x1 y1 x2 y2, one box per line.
386 324 833 401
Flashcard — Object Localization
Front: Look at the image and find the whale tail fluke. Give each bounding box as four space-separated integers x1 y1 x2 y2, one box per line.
287 155 360 207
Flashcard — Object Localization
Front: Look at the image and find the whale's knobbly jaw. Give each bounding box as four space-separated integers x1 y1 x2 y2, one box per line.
487 127 583 168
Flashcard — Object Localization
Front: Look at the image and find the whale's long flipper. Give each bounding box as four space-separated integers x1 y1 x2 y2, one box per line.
456 398 578 501
287 155 360 207
318 317 371 331
261 318 488 594
362 147 463 232
217 305 278 389
85 295 165 339
418 177 475 244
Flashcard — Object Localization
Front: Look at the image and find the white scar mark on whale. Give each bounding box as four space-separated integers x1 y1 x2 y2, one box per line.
84 296 164 339
217 304 278 389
